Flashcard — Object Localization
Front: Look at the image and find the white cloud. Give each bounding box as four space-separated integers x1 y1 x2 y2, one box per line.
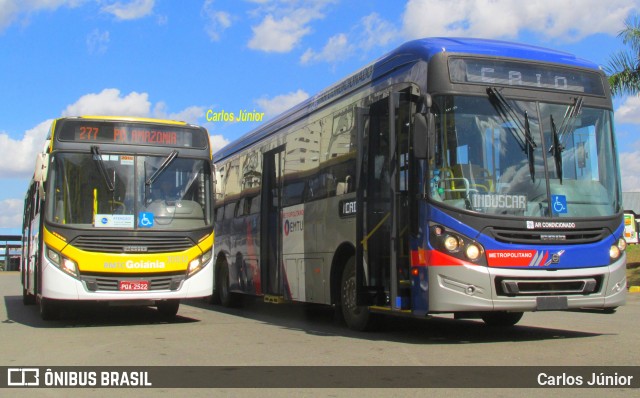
402 0 637 42
300 33 352 65
210 134 230 153
247 1 331 53
0 199 24 229
0 0 86 31
62 88 151 117
248 13 311 53
0 119 52 179
153 102 206 124
300 12 397 65
256 89 310 117
86 28 110 55
202 0 232 41
620 150 640 191
615 95 640 124
101 0 154 21
359 12 398 50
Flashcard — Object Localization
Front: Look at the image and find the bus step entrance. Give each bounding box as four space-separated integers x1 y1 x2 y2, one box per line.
264 295 285 304
396 279 412 310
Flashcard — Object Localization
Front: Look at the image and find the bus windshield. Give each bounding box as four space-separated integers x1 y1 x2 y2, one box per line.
429 95 620 218
46 152 212 229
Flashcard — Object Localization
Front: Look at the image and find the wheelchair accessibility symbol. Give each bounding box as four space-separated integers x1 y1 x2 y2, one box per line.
138 212 154 228
551 195 568 214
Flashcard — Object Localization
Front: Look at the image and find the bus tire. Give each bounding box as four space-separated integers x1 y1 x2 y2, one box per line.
157 299 180 318
209 261 221 305
23 288 36 305
218 260 241 308
480 311 523 327
341 256 376 331
39 297 59 321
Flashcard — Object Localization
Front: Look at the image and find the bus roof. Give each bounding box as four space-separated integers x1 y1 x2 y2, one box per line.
65 115 189 126
214 37 601 161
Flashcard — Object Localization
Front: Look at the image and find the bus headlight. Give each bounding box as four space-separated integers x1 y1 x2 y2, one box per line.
46 246 79 278
443 235 460 252
429 224 486 265
465 244 482 261
610 238 626 261
188 249 212 277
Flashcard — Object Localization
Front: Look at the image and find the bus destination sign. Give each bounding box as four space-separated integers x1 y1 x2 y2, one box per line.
448 57 605 96
57 121 208 149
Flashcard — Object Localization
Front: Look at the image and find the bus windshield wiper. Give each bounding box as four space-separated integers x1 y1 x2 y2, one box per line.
145 150 178 187
487 87 537 181
91 145 115 192
524 111 535 182
549 114 563 184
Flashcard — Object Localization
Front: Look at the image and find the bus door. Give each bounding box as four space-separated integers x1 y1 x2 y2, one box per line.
260 145 285 297
356 91 413 310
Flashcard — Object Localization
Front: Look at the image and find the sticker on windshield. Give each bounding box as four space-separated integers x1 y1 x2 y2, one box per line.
120 155 134 165
551 195 568 214
471 193 527 210
94 214 134 228
138 212 154 228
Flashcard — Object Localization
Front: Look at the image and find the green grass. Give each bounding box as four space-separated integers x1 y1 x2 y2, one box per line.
626 244 640 287
626 244 640 265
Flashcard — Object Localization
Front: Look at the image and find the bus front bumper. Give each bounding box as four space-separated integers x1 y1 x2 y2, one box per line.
40 257 214 302
423 255 627 313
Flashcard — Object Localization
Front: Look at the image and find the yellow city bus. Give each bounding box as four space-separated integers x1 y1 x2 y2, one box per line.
21 116 214 320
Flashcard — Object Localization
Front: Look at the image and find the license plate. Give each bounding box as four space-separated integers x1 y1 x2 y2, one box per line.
119 280 149 291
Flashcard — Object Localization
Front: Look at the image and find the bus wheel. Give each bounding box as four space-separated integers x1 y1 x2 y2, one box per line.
480 311 523 327
23 288 36 305
156 300 180 318
341 256 375 331
218 260 241 308
39 298 59 321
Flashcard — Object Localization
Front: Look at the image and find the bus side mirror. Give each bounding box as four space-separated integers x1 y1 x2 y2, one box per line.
413 113 435 159
34 153 49 198
413 113 427 159
34 153 49 183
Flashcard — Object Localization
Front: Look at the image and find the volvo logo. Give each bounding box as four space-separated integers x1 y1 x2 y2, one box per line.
123 246 148 253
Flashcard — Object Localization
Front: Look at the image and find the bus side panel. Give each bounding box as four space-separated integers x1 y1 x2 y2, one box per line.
308 193 356 305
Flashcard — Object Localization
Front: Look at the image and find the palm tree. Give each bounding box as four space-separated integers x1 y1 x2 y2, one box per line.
606 16 640 96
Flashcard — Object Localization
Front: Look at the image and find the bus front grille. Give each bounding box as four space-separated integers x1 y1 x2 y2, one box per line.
486 227 607 245
495 276 602 296
71 236 194 253
81 274 184 292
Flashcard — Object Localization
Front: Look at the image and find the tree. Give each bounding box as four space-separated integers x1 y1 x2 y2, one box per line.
606 16 640 96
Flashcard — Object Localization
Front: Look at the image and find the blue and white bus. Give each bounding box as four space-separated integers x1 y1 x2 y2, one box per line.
211 38 626 330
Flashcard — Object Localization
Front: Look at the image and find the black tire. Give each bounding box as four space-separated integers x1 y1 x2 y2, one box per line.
480 311 523 327
39 297 60 321
218 259 241 307
209 260 221 305
341 256 376 331
23 288 36 305
157 299 180 318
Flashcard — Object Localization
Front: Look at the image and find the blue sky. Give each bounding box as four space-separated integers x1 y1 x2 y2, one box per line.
1 0 640 235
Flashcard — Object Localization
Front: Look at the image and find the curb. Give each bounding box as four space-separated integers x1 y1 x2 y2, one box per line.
630 286 640 293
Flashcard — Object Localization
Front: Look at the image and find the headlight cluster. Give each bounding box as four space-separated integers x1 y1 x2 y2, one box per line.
46 246 78 278
609 237 626 261
430 224 486 265
188 249 212 277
